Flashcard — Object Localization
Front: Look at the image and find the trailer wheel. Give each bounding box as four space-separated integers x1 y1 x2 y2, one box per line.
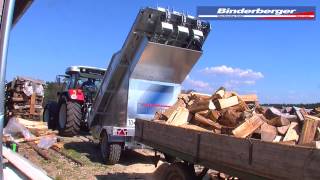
164 162 196 180
43 101 58 130
58 98 81 136
100 132 122 165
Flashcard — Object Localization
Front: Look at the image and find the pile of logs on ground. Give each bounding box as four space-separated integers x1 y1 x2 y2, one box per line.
154 87 320 148
6 76 45 121
3 117 84 166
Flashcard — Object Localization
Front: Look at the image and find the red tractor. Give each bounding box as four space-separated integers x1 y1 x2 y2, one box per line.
43 66 105 136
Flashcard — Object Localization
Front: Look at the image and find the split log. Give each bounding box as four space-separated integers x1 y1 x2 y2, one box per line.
215 96 239 110
219 108 242 127
232 114 264 138
188 99 216 113
162 99 186 119
268 116 290 127
264 107 298 122
298 115 319 145
166 107 191 126
207 110 221 121
260 123 277 142
193 113 222 130
293 107 304 122
283 122 299 143
277 125 290 135
273 135 283 142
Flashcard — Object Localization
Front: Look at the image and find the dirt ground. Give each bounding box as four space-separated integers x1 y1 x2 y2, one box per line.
18 134 170 180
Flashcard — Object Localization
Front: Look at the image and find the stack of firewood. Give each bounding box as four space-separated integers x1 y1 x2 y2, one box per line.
154 87 320 148
6 76 45 121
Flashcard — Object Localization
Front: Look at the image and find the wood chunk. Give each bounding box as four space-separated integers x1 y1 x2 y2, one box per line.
261 123 277 142
293 107 304 122
215 96 239 110
268 116 290 127
232 114 264 138
214 87 225 99
207 110 221 121
277 125 290 135
298 115 319 145
154 111 167 120
264 107 298 122
163 99 186 119
273 135 283 142
166 107 191 126
188 99 216 113
194 113 222 130
197 110 209 116
219 108 242 127
283 122 299 142
239 94 258 102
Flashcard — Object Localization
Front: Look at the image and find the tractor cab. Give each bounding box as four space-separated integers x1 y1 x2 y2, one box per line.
58 66 106 102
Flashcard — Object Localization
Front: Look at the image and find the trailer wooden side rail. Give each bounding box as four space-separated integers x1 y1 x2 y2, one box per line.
135 119 320 180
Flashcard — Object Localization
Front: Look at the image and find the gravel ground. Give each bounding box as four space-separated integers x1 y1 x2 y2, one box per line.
17 135 167 180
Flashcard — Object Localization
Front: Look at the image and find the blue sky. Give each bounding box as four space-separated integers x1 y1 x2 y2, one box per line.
6 0 320 104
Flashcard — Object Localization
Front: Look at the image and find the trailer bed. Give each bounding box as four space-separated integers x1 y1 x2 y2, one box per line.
135 119 320 180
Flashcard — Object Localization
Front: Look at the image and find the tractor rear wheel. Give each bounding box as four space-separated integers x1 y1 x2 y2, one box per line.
58 99 82 136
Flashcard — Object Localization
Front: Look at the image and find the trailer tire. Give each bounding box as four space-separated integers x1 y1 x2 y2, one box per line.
43 101 58 130
58 98 81 136
164 162 196 180
101 132 121 165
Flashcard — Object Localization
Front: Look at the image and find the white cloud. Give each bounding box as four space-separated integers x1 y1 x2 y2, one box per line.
201 65 264 79
183 76 213 92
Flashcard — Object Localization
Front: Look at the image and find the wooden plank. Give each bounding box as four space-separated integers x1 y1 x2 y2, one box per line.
260 123 277 142
283 122 299 142
215 96 239 110
232 114 264 138
3 146 51 180
252 140 320 180
298 115 319 145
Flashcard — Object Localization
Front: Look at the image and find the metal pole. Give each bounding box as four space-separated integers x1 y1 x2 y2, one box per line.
0 0 16 179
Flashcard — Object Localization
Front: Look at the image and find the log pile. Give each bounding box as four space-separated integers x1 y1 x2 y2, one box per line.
154 87 320 148
6 76 45 120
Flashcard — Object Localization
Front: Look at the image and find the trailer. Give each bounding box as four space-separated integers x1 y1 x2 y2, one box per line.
87 7 210 164
135 119 320 180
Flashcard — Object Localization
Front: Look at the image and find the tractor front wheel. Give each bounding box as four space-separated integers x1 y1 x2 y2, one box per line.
58 99 82 136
